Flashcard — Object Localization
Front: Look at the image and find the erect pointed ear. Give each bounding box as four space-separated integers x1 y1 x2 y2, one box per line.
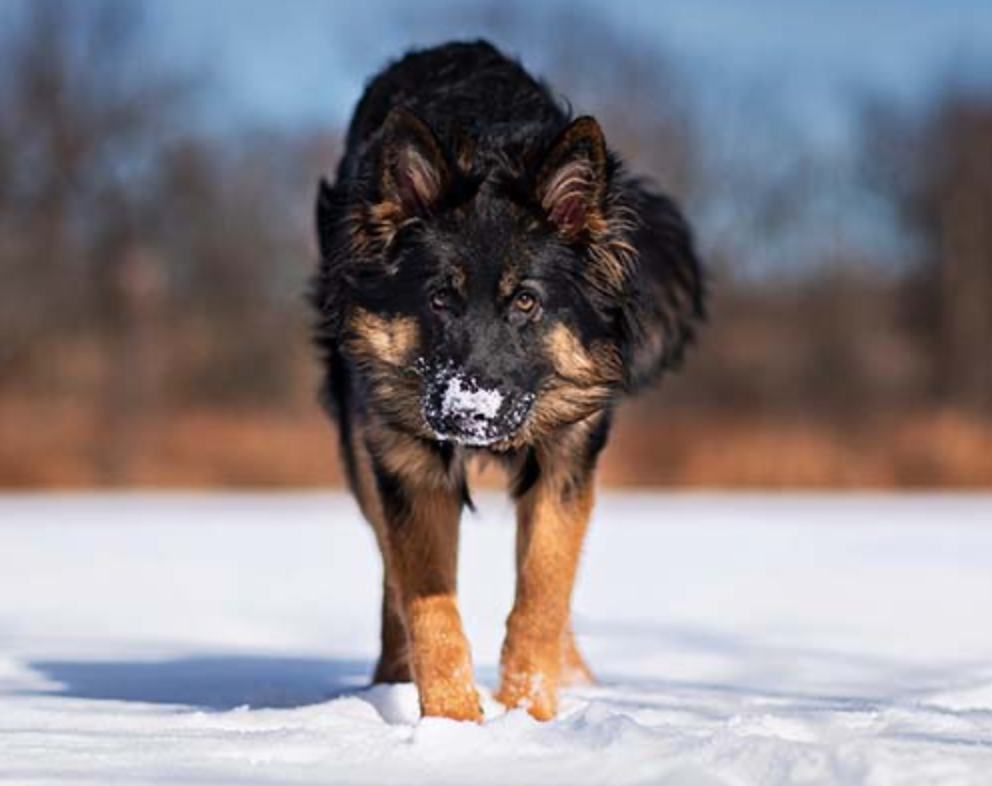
535 116 609 239
379 107 450 219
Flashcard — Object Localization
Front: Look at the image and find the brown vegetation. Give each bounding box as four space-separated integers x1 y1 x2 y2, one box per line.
4 394 990 489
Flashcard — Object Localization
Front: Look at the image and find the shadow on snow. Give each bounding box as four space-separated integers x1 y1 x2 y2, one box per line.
25 654 373 710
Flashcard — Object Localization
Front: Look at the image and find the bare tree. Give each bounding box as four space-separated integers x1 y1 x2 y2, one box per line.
861 86 992 411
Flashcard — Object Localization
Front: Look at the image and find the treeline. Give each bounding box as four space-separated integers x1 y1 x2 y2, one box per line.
0 2 334 408
1 1 990 485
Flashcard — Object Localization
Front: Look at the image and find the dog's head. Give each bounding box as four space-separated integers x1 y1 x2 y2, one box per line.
316 108 699 449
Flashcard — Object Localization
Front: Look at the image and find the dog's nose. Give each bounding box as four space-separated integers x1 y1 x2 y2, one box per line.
441 375 502 430
422 369 533 446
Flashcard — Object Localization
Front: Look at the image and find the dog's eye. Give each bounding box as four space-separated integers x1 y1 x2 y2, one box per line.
430 290 451 312
513 291 539 315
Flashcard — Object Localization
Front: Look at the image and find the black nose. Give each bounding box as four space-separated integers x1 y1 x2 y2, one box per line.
422 369 533 446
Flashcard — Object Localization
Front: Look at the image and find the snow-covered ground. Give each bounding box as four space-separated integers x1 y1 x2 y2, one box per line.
1 493 991 785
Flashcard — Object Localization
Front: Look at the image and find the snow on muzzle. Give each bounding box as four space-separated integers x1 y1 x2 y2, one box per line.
419 363 534 447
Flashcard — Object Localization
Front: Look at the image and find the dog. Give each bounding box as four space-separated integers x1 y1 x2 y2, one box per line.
311 40 704 722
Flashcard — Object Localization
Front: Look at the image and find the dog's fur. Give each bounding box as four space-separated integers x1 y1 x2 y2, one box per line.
311 40 704 721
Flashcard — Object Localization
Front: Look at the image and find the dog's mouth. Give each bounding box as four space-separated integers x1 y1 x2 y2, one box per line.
420 366 534 447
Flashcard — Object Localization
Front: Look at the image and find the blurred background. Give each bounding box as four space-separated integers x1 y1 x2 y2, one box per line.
1 0 991 489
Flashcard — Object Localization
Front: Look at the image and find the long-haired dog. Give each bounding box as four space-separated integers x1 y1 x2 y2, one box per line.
311 40 704 721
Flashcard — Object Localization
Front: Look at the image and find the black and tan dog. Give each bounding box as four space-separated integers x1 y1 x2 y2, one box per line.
311 40 704 721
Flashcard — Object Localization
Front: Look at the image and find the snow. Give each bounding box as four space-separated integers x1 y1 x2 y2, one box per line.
442 374 505 423
1 492 991 785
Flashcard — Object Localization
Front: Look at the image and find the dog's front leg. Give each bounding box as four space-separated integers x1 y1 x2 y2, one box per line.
369 443 480 722
498 431 599 720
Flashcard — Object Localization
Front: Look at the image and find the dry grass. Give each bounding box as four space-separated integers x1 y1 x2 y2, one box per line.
2 395 991 489
603 403 992 488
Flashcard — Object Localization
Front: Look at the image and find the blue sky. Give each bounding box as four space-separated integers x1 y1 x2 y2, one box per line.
132 0 992 146
4 0 989 145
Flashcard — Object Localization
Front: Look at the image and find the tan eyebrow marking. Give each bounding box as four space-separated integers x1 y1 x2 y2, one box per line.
450 265 467 295
498 265 521 300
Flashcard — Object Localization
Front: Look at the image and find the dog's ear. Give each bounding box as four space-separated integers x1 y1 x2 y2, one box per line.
535 116 608 239
379 108 450 219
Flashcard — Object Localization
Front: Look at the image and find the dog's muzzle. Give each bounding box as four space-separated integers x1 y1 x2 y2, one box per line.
421 366 534 447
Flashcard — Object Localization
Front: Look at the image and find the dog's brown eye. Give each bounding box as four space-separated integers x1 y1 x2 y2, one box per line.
514 291 539 314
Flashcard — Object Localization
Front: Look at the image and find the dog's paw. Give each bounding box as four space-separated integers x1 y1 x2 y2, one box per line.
496 654 560 721
418 677 483 722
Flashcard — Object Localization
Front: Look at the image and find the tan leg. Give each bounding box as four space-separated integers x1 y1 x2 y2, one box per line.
497 461 595 720
384 484 480 720
348 421 479 720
